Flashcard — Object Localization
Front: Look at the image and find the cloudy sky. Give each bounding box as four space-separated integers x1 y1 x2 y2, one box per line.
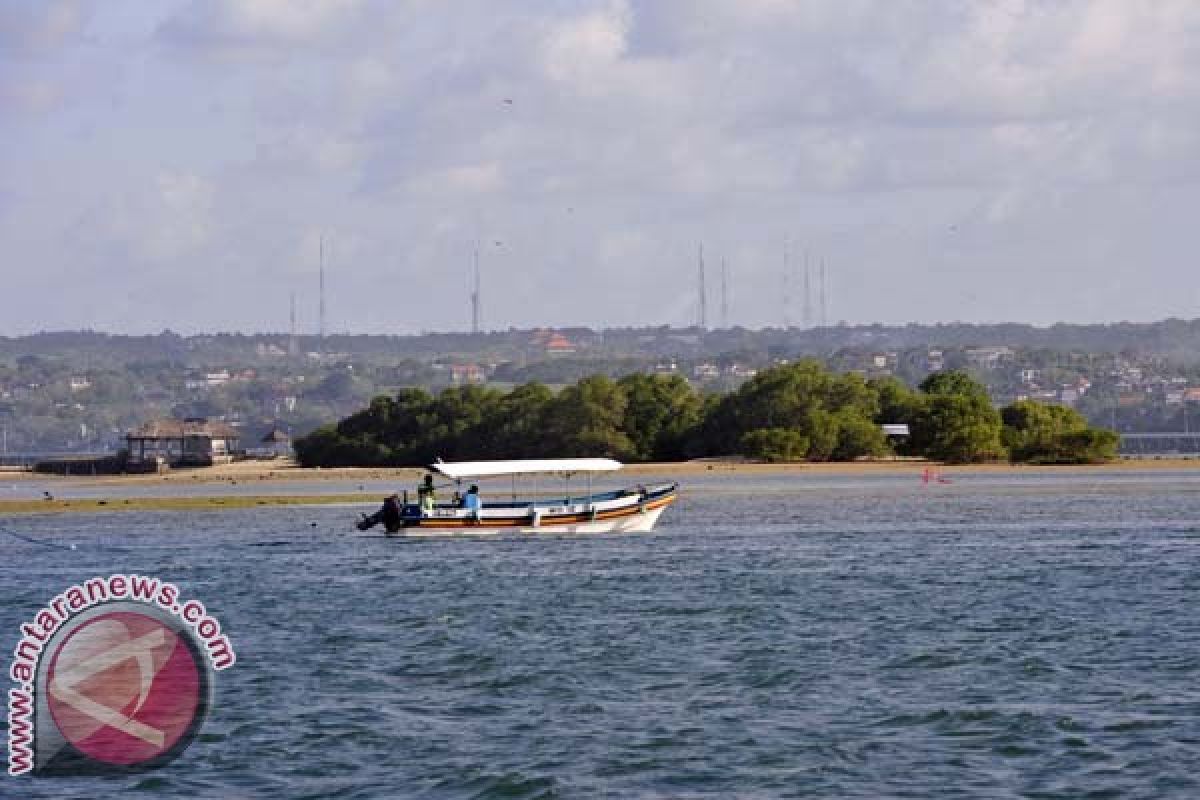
2 0 1199 334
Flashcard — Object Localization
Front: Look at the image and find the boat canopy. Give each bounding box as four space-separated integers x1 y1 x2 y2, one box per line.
431 458 623 480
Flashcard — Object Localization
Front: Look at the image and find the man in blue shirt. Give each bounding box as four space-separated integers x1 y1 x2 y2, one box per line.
463 484 482 518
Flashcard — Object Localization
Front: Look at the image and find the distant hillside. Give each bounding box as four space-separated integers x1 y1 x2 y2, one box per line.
3 320 1199 454
5 318 1200 366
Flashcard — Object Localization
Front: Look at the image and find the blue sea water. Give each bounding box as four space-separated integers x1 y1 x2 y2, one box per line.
2 470 1199 798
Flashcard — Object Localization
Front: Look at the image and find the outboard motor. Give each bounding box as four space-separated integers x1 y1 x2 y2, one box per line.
380 495 402 533
357 494 403 533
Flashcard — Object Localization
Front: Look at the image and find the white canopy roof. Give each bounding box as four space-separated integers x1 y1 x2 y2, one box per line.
432 458 623 479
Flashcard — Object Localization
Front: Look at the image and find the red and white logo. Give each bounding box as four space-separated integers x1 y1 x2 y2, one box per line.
46 610 205 768
7 576 232 777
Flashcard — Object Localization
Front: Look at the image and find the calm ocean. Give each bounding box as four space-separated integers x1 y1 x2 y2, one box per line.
3 469 1199 798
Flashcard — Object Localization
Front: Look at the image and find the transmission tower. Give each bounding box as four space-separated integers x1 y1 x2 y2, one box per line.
782 242 791 328
802 250 813 329
471 248 481 334
318 234 326 345
819 259 828 328
289 291 298 356
721 257 729 329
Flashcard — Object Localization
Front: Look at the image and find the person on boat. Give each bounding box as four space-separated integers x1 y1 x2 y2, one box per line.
417 473 438 515
463 484 482 518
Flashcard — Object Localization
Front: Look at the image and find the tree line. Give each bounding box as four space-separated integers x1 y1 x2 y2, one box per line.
293 362 1119 467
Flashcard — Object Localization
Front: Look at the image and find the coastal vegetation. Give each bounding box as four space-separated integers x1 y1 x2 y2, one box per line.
1001 400 1121 464
294 364 1118 466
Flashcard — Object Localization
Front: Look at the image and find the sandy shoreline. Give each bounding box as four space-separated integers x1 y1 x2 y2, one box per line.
3 457 1200 486
1 457 1198 516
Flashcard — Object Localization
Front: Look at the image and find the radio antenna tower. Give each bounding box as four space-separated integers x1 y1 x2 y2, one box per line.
289 291 298 356
471 247 481 334
697 243 707 329
318 234 326 345
721 257 729 329
802 250 813 330
819 259 828 328
782 242 791 328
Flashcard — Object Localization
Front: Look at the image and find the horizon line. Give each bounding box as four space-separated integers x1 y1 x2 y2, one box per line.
3 316 1200 340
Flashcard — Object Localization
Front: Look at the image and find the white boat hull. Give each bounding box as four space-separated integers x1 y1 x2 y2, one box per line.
391 505 668 537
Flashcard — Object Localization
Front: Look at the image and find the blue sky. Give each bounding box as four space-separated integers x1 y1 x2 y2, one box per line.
3 0 1199 334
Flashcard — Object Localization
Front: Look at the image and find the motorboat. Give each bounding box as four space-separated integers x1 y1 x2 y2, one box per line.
356 458 677 535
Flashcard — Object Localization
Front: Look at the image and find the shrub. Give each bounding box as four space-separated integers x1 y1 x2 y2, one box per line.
740 428 810 462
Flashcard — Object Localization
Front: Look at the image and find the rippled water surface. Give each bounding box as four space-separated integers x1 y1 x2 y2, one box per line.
3 471 1200 798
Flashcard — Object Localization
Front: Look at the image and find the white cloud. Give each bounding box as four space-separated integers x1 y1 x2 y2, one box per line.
541 2 631 84
158 0 365 53
92 171 217 262
6 0 1200 332
0 1 90 116
0 77 62 113
397 161 504 198
0 0 87 54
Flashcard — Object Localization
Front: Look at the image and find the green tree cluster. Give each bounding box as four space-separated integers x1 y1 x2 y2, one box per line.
294 366 1119 467
874 371 1117 464
904 372 1007 463
1001 400 1119 464
695 360 888 461
294 375 702 466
